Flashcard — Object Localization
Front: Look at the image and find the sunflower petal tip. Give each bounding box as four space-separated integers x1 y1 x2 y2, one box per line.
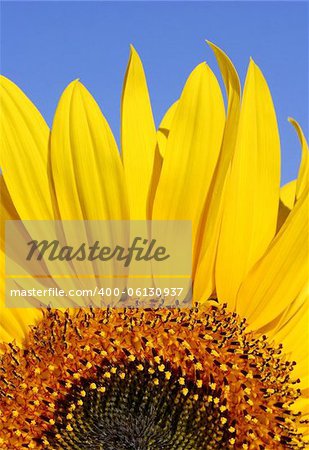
59 79 84 103
288 117 296 125
0 74 17 89
205 39 217 50
66 78 80 87
248 58 261 75
129 44 139 57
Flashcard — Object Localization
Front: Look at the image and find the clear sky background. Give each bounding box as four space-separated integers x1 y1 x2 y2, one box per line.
1 1 308 185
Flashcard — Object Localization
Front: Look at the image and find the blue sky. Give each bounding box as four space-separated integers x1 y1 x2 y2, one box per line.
1 1 308 184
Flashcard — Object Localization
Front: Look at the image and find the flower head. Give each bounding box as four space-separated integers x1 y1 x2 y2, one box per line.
0 42 308 449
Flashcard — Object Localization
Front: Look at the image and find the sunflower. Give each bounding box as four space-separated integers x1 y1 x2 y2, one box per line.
0 42 308 449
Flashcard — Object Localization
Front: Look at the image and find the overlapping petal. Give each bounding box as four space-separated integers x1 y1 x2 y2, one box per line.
289 118 309 202
121 46 157 219
0 76 53 220
51 80 128 221
0 80 48 344
277 180 296 231
215 60 281 310
237 181 308 329
280 180 296 210
194 42 241 300
152 62 225 264
157 101 178 158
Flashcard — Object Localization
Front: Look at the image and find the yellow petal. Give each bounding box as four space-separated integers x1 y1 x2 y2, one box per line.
237 182 308 329
0 305 42 346
206 40 241 102
121 46 157 219
0 175 17 307
194 42 241 300
277 121 308 233
276 293 309 390
147 101 179 219
159 100 178 131
289 118 309 201
280 180 297 210
51 80 128 220
274 283 308 343
294 395 309 423
155 102 178 202
147 145 163 220
157 101 178 158
0 76 53 220
0 175 42 344
259 281 308 338
0 268 41 345
0 175 19 250
276 180 296 231
152 63 225 262
50 81 129 300
215 60 280 309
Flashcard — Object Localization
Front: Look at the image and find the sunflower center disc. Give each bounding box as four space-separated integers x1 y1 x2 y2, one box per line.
0 306 305 449
46 360 233 449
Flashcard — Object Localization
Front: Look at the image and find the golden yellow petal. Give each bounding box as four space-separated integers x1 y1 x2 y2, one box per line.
257 283 308 392
0 175 19 250
152 63 225 263
215 60 280 309
0 305 42 347
194 42 241 301
0 175 41 345
280 180 297 210
0 262 41 345
147 145 163 220
258 281 307 338
0 76 53 220
276 180 296 232
274 286 308 385
51 80 128 220
121 46 156 219
289 118 309 201
294 395 309 421
0 175 17 307
237 183 308 330
157 101 178 158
